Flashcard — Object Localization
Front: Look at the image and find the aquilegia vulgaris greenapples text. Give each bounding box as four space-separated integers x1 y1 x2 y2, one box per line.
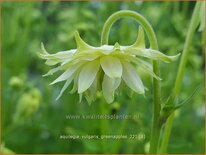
40 26 180 104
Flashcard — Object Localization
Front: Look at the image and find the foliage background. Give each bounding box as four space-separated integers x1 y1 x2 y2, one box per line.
1 1 205 154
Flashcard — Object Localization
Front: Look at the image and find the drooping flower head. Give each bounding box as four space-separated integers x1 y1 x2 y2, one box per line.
40 27 180 104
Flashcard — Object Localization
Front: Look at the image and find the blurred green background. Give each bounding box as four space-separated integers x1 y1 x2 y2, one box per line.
1 1 205 154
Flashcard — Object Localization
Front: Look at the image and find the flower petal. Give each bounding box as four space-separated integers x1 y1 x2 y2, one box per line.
56 74 74 100
50 63 82 85
74 31 93 50
129 57 161 80
100 56 122 78
84 77 98 105
41 42 49 55
45 59 62 66
126 48 180 63
43 66 60 77
40 50 75 59
78 60 100 93
61 53 100 69
131 26 145 48
70 73 79 94
122 61 145 94
102 75 121 103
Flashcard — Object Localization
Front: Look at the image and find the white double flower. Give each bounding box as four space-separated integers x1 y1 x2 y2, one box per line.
40 27 180 103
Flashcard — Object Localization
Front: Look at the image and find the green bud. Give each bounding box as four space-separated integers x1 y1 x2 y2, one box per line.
110 102 121 114
13 88 41 124
9 76 23 89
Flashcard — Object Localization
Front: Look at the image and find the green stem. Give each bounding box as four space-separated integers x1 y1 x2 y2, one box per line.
99 94 109 153
159 2 201 153
101 10 161 154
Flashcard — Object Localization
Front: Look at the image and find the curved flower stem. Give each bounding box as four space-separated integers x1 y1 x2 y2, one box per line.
101 10 161 153
159 2 201 153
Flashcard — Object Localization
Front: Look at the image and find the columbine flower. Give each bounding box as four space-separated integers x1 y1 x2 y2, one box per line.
40 27 180 104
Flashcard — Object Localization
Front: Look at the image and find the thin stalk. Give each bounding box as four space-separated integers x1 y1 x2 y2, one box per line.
99 95 109 153
100 10 161 154
182 2 189 17
159 2 201 153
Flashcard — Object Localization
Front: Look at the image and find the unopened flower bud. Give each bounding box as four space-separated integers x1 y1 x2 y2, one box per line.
13 88 41 124
9 76 23 89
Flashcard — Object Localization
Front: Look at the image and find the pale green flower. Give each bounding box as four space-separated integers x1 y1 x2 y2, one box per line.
40 27 180 104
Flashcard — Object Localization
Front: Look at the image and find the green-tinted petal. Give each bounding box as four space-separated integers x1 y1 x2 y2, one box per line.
61 53 100 69
100 56 122 78
131 26 145 48
41 42 49 55
79 93 83 103
102 75 120 103
129 57 161 80
56 75 74 100
43 66 60 77
45 59 61 66
84 77 98 105
127 48 180 63
41 50 75 59
50 64 81 85
78 60 100 93
98 45 113 55
122 61 145 94
74 31 93 50
70 73 79 94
